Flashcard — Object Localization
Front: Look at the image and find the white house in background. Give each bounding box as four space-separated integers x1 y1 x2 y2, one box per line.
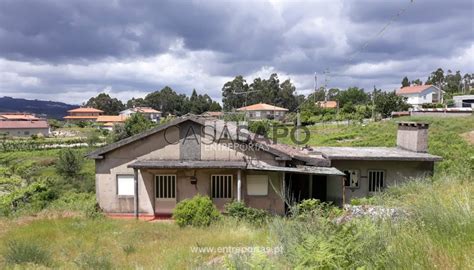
396 85 443 109
120 107 161 123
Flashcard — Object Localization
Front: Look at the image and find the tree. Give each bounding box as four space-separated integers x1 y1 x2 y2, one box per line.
411 79 423 86
56 149 84 178
401 76 411 87
145 86 188 116
124 113 154 138
444 70 463 94
111 113 154 142
126 97 147 108
335 87 369 108
373 90 410 118
306 87 326 103
85 93 125 115
426 68 445 86
209 101 222 111
222 76 249 111
222 74 301 112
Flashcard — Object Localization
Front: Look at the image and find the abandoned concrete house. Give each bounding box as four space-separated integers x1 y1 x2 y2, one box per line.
87 117 442 218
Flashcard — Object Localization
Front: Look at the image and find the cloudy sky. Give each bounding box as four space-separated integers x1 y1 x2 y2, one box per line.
0 0 472 105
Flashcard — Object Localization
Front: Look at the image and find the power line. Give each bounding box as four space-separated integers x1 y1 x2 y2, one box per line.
348 0 415 62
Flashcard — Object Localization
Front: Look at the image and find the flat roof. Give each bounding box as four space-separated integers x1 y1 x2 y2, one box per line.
313 147 442 162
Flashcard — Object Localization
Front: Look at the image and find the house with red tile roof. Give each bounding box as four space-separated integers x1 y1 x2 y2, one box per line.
64 107 103 122
96 115 128 131
0 113 40 121
236 103 289 120
0 120 49 137
396 85 443 109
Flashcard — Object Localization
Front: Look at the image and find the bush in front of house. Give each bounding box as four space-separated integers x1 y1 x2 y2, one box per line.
172 195 220 227
290 199 342 220
224 201 269 225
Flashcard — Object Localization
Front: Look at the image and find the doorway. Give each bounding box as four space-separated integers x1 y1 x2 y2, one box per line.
285 173 327 208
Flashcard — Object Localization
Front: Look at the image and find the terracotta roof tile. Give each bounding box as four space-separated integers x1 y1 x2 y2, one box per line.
96 115 127 123
0 120 49 129
67 107 104 113
396 85 436 95
236 103 289 111
0 113 39 120
64 115 99 119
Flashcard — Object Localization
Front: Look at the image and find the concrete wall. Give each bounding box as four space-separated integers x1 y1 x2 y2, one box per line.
326 160 434 205
0 128 49 137
95 122 285 215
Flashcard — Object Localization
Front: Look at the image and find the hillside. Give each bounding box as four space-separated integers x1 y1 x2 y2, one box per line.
0 96 77 119
0 116 472 269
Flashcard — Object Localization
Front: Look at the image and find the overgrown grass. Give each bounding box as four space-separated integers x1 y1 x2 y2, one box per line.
0 218 269 269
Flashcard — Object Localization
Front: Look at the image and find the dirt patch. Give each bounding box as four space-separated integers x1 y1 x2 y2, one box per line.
461 131 474 145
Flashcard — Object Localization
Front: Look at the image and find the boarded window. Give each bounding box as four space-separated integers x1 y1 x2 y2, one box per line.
246 175 268 196
156 175 176 199
368 170 385 192
117 175 134 196
343 170 360 188
211 175 233 199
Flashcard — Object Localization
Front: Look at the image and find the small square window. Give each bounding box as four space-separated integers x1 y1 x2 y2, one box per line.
211 175 233 198
343 170 359 188
117 175 134 196
368 170 385 192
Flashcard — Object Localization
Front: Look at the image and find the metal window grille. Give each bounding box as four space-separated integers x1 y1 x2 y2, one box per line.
156 175 176 199
211 175 233 198
368 170 385 192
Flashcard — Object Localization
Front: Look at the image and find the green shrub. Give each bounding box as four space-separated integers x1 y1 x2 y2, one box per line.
56 148 84 178
0 179 58 216
172 195 220 227
350 196 377 206
48 192 102 218
290 199 342 220
3 240 52 266
224 201 269 225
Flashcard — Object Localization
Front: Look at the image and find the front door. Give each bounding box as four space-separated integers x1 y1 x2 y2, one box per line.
155 174 177 215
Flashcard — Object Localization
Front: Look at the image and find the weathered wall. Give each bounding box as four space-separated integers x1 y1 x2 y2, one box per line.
95 127 180 214
326 160 434 205
95 121 285 215
0 128 49 137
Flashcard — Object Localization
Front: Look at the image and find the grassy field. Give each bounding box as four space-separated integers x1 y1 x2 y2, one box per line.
0 116 472 269
0 217 269 269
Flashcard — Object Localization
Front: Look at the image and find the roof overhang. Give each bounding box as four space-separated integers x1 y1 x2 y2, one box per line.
128 160 247 169
127 159 344 176
247 164 345 176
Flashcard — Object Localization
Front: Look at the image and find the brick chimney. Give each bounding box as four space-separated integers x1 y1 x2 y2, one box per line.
396 122 429 153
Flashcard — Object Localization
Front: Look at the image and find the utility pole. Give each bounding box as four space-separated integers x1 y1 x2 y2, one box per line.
313 72 318 104
372 86 376 121
323 69 330 101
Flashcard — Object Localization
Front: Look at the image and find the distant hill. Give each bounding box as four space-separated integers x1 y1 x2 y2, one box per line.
0 96 77 119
